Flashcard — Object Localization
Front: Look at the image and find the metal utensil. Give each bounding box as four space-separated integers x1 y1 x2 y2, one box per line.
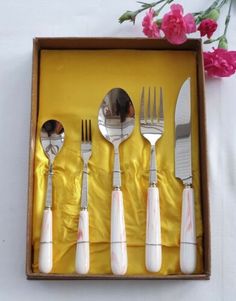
39 119 65 273
140 87 164 272
175 78 196 274
75 120 92 274
98 88 135 275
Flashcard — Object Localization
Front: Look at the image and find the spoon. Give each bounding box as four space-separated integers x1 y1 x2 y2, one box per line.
98 88 135 275
39 119 65 273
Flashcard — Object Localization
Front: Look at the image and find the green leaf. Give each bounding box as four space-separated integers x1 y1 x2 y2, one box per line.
119 11 137 24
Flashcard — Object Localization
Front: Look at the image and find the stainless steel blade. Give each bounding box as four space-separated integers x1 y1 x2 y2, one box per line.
175 78 192 185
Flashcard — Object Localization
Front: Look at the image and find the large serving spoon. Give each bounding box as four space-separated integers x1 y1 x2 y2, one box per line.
98 88 135 275
39 119 65 273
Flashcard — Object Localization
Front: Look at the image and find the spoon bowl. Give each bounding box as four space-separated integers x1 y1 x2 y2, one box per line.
98 88 135 148
40 119 65 165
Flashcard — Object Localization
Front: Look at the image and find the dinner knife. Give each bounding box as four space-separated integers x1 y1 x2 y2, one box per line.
175 78 197 274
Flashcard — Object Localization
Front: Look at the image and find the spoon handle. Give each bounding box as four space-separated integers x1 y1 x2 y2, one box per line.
38 173 53 273
38 207 53 273
145 186 162 272
111 190 127 275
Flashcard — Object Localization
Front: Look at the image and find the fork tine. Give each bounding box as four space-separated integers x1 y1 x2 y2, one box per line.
81 120 84 141
159 87 164 121
147 87 151 123
85 120 88 141
140 87 145 123
153 87 157 124
89 120 92 142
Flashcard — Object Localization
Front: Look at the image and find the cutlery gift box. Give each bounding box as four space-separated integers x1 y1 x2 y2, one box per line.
26 37 210 280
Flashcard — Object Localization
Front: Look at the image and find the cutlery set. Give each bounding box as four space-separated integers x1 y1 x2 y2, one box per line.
38 78 197 276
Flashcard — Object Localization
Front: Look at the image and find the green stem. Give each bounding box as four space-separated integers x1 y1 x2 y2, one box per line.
204 0 232 47
223 0 233 36
217 0 228 9
136 0 166 14
204 36 221 44
193 11 204 17
155 0 174 15
194 0 221 24
198 0 228 19
204 0 221 15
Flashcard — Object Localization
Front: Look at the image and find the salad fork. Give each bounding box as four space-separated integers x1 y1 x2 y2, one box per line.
140 87 164 272
75 119 92 274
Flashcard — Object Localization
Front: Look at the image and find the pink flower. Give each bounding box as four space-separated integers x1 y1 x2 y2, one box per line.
142 9 160 38
161 4 196 45
204 48 236 77
198 19 218 39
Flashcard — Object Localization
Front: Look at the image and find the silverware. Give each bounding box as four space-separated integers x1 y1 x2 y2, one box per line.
98 88 135 275
75 120 92 274
175 78 196 274
140 87 164 272
39 119 65 273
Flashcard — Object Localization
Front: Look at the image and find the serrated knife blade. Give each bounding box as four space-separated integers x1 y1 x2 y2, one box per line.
175 77 192 184
174 78 197 275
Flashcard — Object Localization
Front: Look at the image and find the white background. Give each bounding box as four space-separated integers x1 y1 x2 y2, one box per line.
0 1 235 300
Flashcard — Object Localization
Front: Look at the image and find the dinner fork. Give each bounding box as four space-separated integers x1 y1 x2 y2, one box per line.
140 87 164 272
75 119 92 274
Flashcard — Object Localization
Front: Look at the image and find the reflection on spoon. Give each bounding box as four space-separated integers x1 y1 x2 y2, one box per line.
98 88 135 275
38 119 65 274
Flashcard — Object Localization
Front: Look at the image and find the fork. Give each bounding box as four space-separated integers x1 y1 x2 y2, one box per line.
75 119 92 274
140 87 164 272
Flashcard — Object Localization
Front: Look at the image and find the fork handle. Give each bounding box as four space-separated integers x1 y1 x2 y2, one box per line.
81 164 88 207
150 145 157 184
38 208 53 273
111 190 127 275
180 186 197 274
75 209 90 274
145 186 162 272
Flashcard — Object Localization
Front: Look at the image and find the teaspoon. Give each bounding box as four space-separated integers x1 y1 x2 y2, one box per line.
39 119 65 273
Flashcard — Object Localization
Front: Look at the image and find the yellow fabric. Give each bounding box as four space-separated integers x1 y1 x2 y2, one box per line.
32 49 203 275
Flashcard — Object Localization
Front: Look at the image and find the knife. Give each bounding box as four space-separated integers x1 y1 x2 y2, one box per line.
175 78 197 274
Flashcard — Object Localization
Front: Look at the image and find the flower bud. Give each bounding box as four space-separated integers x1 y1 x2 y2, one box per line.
119 11 137 24
203 8 220 21
155 19 162 27
218 37 228 49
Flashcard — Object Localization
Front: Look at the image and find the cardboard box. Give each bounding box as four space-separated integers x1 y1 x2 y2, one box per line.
26 37 210 280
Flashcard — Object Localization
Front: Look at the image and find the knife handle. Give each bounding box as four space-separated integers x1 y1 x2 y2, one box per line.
38 208 53 273
180 186 197 274
111 190 127 275
145 186 162 272
75 209 90 274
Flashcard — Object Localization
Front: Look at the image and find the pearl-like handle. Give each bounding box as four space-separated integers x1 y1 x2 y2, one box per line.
38 208 53 273
111 190 127 275
75 209 90 274
180 186 197 274
145 186 162 272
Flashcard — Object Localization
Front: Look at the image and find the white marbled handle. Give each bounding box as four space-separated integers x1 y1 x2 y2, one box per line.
111 190 127 275
75 209 90 274
38 208 53 273
180 186 197 274
145 186 162 272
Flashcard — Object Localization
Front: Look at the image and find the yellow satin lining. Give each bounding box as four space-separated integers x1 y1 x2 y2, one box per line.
32 49 203 275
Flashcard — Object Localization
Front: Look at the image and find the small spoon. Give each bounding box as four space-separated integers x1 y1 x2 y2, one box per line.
98 88 135 275
39 119 65 273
